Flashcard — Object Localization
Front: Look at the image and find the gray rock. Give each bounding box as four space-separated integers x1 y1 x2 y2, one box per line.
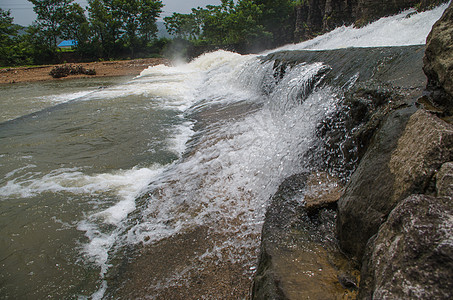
336 106 416 260
359 194 453 299
337 109 453 260
423 1 453 113
437 162 453 197
389 109 453 199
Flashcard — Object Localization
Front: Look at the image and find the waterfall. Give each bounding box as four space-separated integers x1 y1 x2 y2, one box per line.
0 3 449 299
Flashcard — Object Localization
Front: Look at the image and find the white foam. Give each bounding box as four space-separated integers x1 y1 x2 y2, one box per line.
167 120 195 156
84 63 202 111
4 164 37 179
37 90 95 104
0 166 163 224
89 167 164 224
89 281 107 300
0 165 161 204
126 63 340 257
137 51 257 110
274 2 449 52
4 5 446 295
0 164 166 291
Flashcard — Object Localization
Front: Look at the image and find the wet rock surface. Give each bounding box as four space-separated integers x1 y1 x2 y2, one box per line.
337 109 453 260
106 226 253 299
389 109 453 199
254 3 453 299
336 106 416 260
359 194 453 299
424 1 453 113
253 43 438 299
251 173 359 299
303 172 343 214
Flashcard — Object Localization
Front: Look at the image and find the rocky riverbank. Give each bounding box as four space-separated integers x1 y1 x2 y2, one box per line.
252 1 453 299
351 3 453 298
0 58 168 84
294 0 447 41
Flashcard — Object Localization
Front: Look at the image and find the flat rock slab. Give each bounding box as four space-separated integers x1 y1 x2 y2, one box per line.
252 173 358 299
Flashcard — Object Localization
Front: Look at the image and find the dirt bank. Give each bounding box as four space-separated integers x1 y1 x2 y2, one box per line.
0 58 169 84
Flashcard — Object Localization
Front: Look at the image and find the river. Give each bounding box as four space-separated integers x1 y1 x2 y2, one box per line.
0 3 448 299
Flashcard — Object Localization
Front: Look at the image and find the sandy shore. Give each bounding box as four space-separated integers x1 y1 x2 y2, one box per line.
0 58 168 84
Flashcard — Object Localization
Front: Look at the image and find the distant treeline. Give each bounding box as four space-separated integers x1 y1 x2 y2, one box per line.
0 0 300 67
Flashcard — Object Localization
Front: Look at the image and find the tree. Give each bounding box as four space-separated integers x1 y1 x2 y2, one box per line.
164 13 199 39
60 3 88 43
114 0 163 56
28 0 73 48
87 0 122 58
88 0 163 58
138 0 163 44
221 0 271 46
0 8 15 46
164 0 271 47
23 24 56 64
252 0 296 45
0 8 18 66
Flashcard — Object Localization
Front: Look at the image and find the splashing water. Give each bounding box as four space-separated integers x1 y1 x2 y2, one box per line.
0 3 448 298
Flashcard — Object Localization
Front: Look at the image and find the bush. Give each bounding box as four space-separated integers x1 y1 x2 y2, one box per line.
49 64 96 78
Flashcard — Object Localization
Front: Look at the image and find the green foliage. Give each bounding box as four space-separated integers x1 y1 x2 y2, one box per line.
28 0 73 48
0 8 34 66
60 3 88 42
163 0 295 49
252 0 296 45
87 0 120 58
23 24 58 64
164 13 200 39
87 0 163 58
1 0 298 66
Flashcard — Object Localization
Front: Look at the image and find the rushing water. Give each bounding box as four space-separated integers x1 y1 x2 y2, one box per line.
0 3 449 299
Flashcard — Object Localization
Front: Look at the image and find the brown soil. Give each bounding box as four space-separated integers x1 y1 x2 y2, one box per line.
0 58 169 84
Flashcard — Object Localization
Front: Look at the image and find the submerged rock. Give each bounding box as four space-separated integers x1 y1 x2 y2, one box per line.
423 1 453 113
337 109 453 260
251 173 358 299
359 194 453 299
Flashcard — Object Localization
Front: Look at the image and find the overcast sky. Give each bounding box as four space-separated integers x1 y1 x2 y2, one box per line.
0 0 222 26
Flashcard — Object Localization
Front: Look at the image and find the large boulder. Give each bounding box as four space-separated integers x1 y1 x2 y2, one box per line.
423 1 453 112
359 194 453 299
337 109 453 260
